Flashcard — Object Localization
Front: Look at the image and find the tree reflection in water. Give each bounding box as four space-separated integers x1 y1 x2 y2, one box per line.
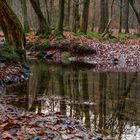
6 62 140 139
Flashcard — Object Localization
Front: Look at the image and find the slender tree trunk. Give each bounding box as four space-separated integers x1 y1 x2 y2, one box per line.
102 0 115 36
80 0 90 33
66 0 71 30
49 0 54 26
72 0 80 33
44 0 50 25
58 68 66 115
21 0 30 32
124 0 129 33
30 0 51 35
99 0 109 33
119 0 123 33
82 73 90 129
55 0 65 36
138 0 140 34
91 0 96 32
105 0 109 25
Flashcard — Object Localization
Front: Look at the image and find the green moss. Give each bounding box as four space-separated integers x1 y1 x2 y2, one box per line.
4 40 10 47
23 28 30 34
133 33 140 38
73 31 85 36
115 33 127 40
55 33 65 40
0 49 19 60
74 31 102 39
38 33 49 39
86 32 102 38
42 41 50 48
53 30 65 40
2 39 26 61
56 34 65 40
99 33 130 43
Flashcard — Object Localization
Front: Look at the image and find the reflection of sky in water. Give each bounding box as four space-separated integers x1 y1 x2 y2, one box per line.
6 61 140 140
35 94 140 139
122 125 140 140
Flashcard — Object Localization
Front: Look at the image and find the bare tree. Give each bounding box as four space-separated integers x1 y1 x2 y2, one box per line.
21 0 30 32
72 0 80 33
102 0 115 36
99 0 109 33
54 0 65 36
129 0 140 27
80 0 90 33
91 0 96 32
124 0 129 33
30 0 51 35
0 0 25 60
119 0 123 33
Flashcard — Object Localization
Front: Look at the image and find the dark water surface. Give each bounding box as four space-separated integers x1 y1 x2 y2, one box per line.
6 61 140 140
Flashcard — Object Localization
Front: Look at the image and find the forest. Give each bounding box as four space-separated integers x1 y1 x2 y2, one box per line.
0 0 140 140
4 0 140 34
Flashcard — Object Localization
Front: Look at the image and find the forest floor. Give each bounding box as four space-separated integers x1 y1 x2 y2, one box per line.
0 31 140 139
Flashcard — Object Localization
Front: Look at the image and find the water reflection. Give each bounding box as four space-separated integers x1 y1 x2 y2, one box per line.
6 61 140 139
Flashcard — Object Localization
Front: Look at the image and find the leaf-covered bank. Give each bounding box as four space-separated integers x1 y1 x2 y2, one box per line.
26 31 140 72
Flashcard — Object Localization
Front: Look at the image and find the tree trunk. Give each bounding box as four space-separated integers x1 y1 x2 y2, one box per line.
80 0 90 33
138 0 140 34
0 0 25 50
72 0 80 33
99 0 109 33
55 0 65 36
21 0 30 32
30 0 51 35
49 0 54 26
66 0 71 30
119 0 123 33
44 0 50 25
91 0 96 32
123 0 129 33
129 0 140 27
102 0 115 36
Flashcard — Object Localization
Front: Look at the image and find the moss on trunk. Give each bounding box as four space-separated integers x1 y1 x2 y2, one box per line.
0 0 25 61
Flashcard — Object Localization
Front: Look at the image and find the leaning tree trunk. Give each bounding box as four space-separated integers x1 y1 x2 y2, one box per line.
129 0 140 27
0 0 25 59
30 0 51 35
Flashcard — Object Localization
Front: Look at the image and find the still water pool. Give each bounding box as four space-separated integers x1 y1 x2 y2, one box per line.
6 61 140 140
